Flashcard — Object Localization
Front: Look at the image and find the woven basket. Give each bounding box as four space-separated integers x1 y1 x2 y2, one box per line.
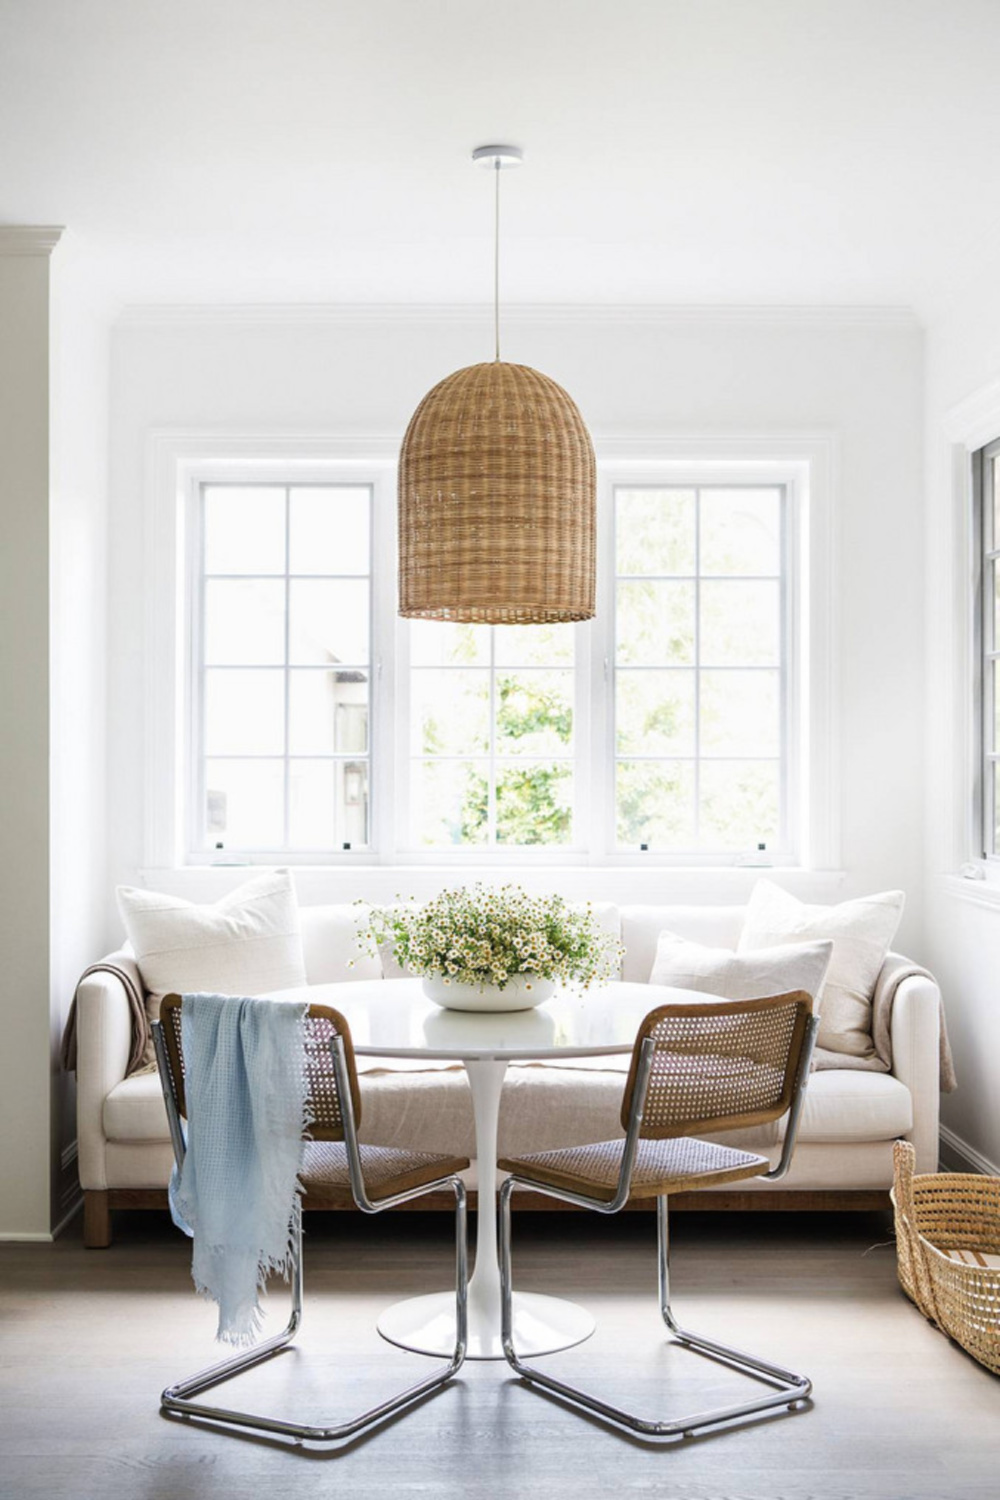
398 360 596 624
891 1139 1000 1374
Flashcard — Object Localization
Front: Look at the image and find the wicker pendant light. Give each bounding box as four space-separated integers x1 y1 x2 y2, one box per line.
398 147 596 624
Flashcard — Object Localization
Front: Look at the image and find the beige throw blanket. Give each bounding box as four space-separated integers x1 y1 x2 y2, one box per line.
60 950 152 1079
812 956 956 1092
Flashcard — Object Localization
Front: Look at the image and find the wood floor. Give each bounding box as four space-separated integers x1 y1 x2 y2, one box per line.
2 1207 998 1500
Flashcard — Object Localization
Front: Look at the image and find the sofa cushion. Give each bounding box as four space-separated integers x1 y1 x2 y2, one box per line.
620 906 744 982
300 904 382 984
738 880 905 1059
101 1057 912 1157
774 1070 912 1143
649 931 832 1002
117 868 307 1014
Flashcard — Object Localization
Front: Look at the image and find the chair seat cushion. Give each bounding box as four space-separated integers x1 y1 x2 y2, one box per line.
499 1135 768 1202
300 1141 469 1205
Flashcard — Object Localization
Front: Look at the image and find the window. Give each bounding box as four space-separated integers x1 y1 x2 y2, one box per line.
162 443 827 869
978 439 1000 859
612 485 788 854
406 620 576 848
193 483 372 855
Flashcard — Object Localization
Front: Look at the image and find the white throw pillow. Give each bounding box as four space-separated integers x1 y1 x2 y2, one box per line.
737 879 904 1058
117 869 308 1029
649 931 833 1006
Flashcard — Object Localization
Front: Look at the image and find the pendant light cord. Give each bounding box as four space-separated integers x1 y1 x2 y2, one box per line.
494 157 501 361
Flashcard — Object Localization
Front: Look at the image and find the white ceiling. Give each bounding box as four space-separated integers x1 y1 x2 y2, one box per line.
2 0 999 317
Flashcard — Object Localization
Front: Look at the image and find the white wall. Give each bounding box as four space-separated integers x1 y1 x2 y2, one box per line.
49 246 110 1230
924 278 1000 1174
0 236 56 1238
105 307 926 950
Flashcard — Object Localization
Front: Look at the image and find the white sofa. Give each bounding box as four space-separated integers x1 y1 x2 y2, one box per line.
76 902 942 1246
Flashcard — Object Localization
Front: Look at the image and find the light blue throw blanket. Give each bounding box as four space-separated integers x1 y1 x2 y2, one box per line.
169 993 311 1346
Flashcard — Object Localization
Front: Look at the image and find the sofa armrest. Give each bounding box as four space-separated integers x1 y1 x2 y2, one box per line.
76 950 142 1191
889 972 941 1174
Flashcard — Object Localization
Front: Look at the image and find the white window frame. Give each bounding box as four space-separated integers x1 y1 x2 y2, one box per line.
975 438 1000 863
939 377 1000 906
599 472 795 862
144 432 838 871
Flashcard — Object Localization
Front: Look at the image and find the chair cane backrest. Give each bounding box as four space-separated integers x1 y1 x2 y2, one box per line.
621 991 814 1140
159 994 362 1141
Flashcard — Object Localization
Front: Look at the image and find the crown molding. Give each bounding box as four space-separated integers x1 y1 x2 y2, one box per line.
115 300 921 332
0 226 64 257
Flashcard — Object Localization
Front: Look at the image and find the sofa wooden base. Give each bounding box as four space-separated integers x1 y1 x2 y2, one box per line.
84 1186 891 1247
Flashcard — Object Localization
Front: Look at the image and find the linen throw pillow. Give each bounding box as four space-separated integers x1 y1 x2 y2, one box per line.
649 932 833 1007
117 869 309 1052
737 879 904 1058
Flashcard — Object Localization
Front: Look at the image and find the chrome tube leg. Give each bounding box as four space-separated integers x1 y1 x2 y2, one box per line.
501 1176 812 1441
161 1180 467 1444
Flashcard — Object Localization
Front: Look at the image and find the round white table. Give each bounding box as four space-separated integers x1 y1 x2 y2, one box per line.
272 976 677 1360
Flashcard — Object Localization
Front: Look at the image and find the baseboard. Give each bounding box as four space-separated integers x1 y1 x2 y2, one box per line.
939 1125 1000 1177
0 1196 84 1243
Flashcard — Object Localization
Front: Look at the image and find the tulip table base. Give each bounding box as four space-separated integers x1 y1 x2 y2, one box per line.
377 1288 595 1361
376 1055 596 1361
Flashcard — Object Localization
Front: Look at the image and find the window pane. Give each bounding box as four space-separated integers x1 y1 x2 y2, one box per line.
289 487 369 575
412 760 489 846
496 670 573 757
616 580 696 665
204 669 284 756
494 623 574 666
615 760 696 847
700 670 780 757
204 486 285 575
289 579 369 665
204 579 285 665
204 759 284 847
616 670 695 756
994 760 1000 853
700 489 781 576
496 762 573 845
289 759 369 849
700 580 779 665
699 761 780 850
616 489 695 575
410 669 490 755
993 456 1000 541
993 658 1000 749
409 620 489 666
992 559 1000 653
289 670 368 755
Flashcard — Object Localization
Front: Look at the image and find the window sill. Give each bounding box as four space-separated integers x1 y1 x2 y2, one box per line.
139 864 849 907
941 871 1000 911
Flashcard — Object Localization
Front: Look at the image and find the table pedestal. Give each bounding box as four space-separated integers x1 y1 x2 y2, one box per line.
376 1056 595 1361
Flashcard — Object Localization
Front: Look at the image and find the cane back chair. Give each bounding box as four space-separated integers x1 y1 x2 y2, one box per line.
498 991 819 1440
154 994 469 1443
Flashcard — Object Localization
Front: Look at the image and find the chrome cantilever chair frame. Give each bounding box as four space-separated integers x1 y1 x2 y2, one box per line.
152 1014 468 1443
499 1005 820 1441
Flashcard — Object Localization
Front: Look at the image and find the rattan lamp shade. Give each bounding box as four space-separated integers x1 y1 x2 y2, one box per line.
398 360 596 623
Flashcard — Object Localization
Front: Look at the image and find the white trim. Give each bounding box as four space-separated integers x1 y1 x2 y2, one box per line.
0 1198 82 1243
939 1124 1000 1177
116 302 922 332
940 872 1000 911
936 379 1000 878
0 225 64 256
944 378 1000 452
144 429 839 871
